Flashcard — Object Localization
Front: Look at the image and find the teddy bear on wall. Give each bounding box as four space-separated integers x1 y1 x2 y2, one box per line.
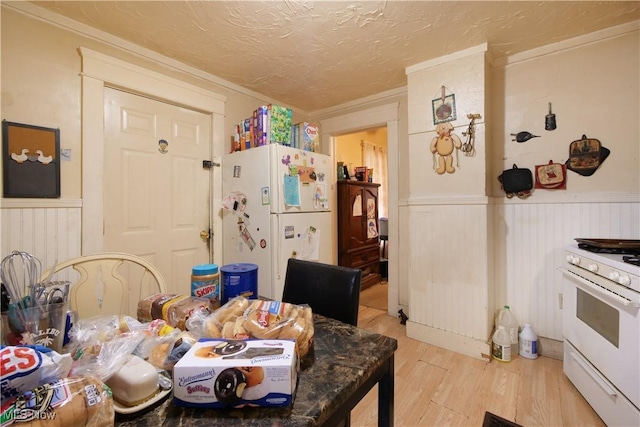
430 122 462 174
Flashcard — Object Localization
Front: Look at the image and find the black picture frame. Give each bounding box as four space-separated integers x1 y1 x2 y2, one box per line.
2 120 61 198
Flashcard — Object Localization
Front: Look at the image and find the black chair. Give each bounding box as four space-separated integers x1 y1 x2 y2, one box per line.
282 258 362 326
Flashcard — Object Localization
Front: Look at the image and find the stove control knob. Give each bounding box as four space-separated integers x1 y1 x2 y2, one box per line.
609 271 620 281
618 275 631 286
588 264 599 273
566 255 580 265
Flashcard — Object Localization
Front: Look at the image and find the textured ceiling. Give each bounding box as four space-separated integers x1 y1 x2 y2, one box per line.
25 1 640 112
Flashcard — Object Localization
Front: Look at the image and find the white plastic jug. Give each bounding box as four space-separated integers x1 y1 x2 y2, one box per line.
519 323 538 359
496 305 519 346
492 325 511 362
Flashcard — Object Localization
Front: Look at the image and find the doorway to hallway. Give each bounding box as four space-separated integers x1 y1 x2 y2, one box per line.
321 101 399 316
335 126 388 304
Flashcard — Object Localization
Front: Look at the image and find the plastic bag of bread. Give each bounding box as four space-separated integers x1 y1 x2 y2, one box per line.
0 345 73 401
191 297 314 358
242 299 314 358
135 321 198 371
137 293 213 330
0 375 114 427
66 316 146 381
186 296 250 339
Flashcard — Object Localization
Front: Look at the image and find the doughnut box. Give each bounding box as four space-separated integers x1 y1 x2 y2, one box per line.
173 338 298 408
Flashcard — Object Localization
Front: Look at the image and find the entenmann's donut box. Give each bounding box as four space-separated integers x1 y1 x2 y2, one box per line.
173 338 298 408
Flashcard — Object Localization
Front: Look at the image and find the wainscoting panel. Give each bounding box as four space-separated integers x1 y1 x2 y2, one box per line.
406 202 492 359
494 200 640 341
1 202 82 281
403 196 639 359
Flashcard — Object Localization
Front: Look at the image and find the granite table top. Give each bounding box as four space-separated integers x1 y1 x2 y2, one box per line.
115 314 398 426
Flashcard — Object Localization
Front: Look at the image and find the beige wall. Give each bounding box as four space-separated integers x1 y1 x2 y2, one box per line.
407 49 489 196
0 7 308 199
492 27 639 195
335 127 387 178
313 96 410 201
401 23 640 354
2 8 84 198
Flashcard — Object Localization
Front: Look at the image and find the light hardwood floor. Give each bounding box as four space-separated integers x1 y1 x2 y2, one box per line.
351 306 605 427
359 281 388 311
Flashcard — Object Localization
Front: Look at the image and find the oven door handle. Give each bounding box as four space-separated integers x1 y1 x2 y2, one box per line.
569 350 618 398
560 268 640 308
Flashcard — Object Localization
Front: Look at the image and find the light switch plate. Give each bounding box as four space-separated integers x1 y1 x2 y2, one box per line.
61 148 72 161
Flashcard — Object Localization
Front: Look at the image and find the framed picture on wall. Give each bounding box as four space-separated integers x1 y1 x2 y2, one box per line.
432 93 457 125
2 120 61 198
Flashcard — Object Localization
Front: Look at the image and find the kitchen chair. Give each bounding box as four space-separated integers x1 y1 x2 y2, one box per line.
282 258 361 427
40 252 167 319
282 258 362 326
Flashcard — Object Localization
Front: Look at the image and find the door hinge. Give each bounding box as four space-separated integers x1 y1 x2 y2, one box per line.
202 160 221 169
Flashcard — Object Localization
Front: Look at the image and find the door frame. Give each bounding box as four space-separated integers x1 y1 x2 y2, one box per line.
79 48 226 264
320 102 399 316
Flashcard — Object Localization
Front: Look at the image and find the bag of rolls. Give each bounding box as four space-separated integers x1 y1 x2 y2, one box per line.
137 293 214 330
186 296 314 359
1 375 114 427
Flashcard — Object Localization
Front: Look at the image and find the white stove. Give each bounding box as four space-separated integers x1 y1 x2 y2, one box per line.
561 243 640 426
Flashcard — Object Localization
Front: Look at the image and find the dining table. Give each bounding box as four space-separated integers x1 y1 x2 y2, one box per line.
115 313 398 426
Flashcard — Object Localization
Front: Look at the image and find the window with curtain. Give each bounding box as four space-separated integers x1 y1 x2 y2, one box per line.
361 140 388 218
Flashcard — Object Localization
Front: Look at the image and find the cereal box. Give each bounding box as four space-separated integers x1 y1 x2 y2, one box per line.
173 339 298 408
268 105 292 146
299 122 320 152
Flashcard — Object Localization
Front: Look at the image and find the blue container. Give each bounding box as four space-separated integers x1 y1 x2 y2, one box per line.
221 263 258 303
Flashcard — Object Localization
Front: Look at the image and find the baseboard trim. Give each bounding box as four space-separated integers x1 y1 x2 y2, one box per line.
538 336 563 360
406 321 492 362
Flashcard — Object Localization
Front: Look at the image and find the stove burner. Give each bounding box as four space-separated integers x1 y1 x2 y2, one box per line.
623 256 640 267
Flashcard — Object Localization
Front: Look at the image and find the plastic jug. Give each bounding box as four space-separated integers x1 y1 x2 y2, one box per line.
496 305 519 346
519 323 538 359
492 325 512 362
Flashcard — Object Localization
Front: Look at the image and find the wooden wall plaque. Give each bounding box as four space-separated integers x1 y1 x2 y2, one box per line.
2 120 60 198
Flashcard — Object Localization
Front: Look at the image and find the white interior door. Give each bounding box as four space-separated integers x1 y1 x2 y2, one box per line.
104 87 212 294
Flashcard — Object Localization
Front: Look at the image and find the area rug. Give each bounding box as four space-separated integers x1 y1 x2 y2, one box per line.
483 412 522 427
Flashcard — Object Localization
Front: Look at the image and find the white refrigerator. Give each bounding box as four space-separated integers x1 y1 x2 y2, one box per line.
221 144 333 300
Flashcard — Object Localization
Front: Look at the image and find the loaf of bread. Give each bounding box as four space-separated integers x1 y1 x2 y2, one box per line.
6 376 114 427
166 297 213 330
202 296 249 338
137 293 180 323
214 296 250 325
242 300 292 339
147 330 198 371
199 297 314 358
137 293 213 330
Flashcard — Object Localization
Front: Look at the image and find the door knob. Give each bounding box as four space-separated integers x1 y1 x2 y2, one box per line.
200 230 210 240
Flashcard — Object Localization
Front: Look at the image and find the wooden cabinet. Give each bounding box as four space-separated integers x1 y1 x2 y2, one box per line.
337 181 381 290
